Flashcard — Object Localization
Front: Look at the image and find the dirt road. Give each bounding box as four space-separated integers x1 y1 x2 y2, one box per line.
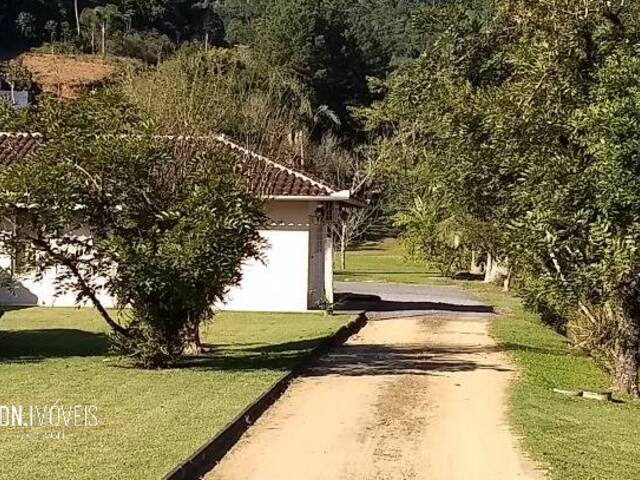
205 286 543 480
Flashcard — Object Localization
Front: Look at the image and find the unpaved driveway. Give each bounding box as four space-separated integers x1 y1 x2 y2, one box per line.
205 285 543 480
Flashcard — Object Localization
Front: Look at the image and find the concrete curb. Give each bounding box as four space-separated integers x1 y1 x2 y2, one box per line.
163 312 368 480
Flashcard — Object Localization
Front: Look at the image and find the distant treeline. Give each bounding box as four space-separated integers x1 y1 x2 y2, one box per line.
0 0 430 63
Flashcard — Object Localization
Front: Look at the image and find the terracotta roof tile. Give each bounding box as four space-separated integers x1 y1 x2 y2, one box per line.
0 132 43 166
0 133 339 198
214 135 336 197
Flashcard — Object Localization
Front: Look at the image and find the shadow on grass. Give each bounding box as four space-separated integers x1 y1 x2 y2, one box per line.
346 240 392 251
0 328 327 371
0 305 33 319
0 328 567 377
176 337 328 372
500 341 573 357
337 270 443 277
346 245 386 252
452 272 485 281
0 329 110 361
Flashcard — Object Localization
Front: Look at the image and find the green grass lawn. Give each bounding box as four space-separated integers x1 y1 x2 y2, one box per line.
335 238 454 285
464 283 640 480
338 238 640 480
0 308 347 480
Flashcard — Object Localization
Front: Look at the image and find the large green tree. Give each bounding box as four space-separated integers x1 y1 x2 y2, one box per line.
250 0 371 131
0 92 266 368
365 0 640 394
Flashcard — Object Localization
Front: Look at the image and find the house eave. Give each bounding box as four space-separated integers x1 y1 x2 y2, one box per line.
266 190 366 207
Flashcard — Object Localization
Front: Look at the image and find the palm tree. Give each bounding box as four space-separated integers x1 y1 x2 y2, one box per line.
80 8 98 54
93 4 120 57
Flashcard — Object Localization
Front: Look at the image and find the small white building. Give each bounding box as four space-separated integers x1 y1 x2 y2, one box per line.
0 132 360 312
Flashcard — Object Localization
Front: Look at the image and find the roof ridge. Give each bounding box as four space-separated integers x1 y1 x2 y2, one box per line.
114 133 337 194
213 134 336 194
0 132 340 196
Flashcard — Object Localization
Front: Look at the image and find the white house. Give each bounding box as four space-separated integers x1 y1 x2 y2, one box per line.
0 132 361 312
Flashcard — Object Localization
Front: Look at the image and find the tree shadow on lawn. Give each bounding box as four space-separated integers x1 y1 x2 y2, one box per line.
207 339 323 352
0 329 110 362
0 329 330 371
177 337 328 372
0 328 568 378
499 341 573 357
337 271 443 277
347 241 386 251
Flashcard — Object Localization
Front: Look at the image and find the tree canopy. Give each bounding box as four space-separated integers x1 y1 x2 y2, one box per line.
364 0 640 394
0 92 266 367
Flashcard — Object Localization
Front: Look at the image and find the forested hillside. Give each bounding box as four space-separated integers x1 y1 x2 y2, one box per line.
1 0 427 134
0 1 425 66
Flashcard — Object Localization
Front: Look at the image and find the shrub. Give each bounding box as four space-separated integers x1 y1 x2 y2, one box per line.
0 92 266 368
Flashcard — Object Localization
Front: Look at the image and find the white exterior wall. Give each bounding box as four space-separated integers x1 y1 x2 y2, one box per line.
223 201 317 312
221 229 310 312
0 224 116 308
0 256 116 308
0 200 333 312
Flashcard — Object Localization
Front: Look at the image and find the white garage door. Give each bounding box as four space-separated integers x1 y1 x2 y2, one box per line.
221 229 310 312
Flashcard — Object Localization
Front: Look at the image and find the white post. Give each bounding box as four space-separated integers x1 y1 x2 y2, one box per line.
324 226 334 304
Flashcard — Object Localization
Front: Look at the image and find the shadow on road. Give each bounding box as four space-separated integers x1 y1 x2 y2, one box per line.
335 292 494 315
345 300 494 314
304 342 512 377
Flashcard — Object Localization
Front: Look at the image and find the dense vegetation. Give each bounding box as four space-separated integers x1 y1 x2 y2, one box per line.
0 94 266 367
363 0 640 395
2 0 640 391
1 0 425 127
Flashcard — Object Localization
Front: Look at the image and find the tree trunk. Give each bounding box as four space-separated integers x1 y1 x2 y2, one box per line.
611 307 640 396
470 250 483 275
181 317 202 356
32 237 130 338
91 28 95 54
74 0 81 36
340 223 347 270
484 252 494 283
503 268 512 292
101 23 106 57
484 253 509 285
612 345 639 396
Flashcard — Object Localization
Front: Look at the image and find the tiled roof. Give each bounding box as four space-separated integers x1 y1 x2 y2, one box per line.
215 135 336 197
0 132 42 166
0 133 340 198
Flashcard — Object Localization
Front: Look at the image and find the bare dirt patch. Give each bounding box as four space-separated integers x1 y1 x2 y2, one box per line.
19 53 115 99
413 316 543 480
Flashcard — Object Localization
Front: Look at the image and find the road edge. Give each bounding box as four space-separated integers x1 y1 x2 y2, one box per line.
163 312 368 480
